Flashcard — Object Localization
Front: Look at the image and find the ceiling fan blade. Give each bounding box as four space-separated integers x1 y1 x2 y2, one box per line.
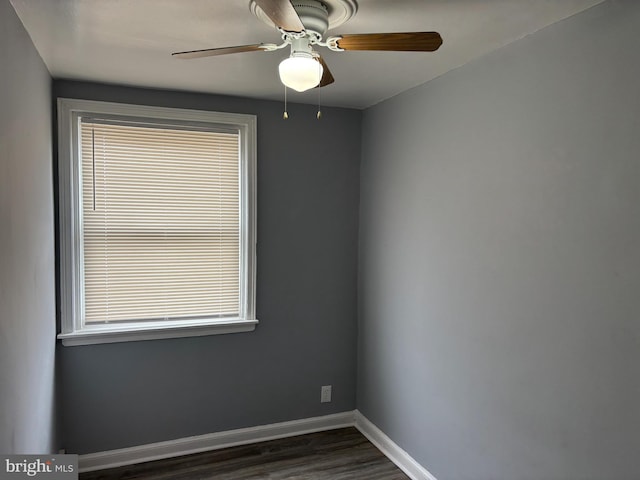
172 44 268 59
335 32 443 52
253 0 305 33
316 55 335 88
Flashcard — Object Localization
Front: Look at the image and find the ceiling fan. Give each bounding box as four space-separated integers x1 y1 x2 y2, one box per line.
172 0 443 93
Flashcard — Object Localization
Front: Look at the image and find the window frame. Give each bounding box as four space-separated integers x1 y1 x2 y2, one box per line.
57 98 257 346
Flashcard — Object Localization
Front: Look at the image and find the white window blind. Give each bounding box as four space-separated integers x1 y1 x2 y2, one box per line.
80 120 241 324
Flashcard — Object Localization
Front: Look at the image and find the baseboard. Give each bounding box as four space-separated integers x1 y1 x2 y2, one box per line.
79 411 355 472
354 410 438 480
80 409 437 479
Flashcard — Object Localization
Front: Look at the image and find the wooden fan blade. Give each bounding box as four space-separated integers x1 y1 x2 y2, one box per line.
253 0 305 33
172 44 268 59
336 32 443 52
316 55 335 88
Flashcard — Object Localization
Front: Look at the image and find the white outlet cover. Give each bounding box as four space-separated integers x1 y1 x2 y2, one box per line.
321 385 332 403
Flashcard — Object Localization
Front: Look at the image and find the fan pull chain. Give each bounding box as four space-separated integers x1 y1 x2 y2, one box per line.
317 58 322 120
283 85 289 120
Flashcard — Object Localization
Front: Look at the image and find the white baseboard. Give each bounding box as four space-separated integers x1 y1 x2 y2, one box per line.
80 409 437 480
79 411 355 472
354 411 438 480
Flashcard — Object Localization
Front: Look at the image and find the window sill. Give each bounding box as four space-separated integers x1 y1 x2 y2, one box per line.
58 319 258 346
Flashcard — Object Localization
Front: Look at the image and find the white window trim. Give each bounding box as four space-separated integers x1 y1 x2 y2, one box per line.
57 98 258 346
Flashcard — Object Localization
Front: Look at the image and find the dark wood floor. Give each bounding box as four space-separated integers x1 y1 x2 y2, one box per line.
80 427 410 480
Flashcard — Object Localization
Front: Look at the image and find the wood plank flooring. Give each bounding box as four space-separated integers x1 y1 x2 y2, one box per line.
80 427 410 480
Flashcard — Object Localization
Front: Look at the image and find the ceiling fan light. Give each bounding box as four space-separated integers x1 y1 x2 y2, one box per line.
279 54 323 92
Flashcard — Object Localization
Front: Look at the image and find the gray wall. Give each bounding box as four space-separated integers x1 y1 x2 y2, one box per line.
53 81 361 454
358 1 640 479
0 0 56 454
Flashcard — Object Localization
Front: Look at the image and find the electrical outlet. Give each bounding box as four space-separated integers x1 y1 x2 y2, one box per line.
321 385 332 403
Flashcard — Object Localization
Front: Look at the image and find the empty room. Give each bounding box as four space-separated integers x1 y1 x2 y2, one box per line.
1 1 639 479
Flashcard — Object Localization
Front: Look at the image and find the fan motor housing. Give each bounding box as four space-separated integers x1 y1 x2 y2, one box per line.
293 1 328 37
250 0 357 37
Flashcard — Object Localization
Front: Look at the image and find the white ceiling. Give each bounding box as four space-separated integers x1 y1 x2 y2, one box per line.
11 0 604 109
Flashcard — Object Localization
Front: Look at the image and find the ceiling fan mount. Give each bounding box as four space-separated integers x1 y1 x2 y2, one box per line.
250 0 357 39
172 0 442 93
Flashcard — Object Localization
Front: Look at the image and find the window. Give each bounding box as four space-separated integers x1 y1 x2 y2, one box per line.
57 99 257 346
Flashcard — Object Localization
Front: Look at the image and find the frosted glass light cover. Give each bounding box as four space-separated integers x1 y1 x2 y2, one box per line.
278 56 323 92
